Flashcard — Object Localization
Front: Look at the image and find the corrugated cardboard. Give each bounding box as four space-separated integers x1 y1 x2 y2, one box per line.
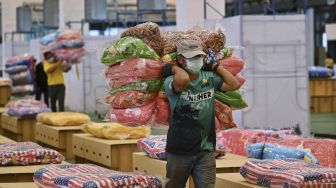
215 173 263 188
0 85 10 107
0 113 36 141
0 182 38 188
73 133 139 172
35 123 83 158
0 135 15 143
0 108 6 134
0 162 68 183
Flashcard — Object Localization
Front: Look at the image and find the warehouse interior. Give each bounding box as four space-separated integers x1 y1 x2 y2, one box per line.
0 0 335 187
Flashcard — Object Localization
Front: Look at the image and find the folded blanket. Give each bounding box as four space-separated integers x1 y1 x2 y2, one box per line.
0 142 63 166
37 112 90 126
34 163 163 188
240 159 336 188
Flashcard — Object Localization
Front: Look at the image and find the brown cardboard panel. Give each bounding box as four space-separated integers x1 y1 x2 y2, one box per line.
73 134 139 172
310 79 334 97
0 114 36 141
0 85 11 107
35 123 83 158
0 162 68 183
0 182 38 188
0 135 16 143
215 173 263 188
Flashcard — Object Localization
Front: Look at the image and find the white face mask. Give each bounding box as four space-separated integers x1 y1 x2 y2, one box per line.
185 57 204 74
48 57 56 62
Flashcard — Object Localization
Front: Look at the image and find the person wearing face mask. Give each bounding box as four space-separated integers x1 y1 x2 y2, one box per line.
162 40 240 188
43 51 71 112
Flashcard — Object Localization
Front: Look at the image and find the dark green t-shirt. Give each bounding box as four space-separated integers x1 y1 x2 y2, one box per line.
164 71 223 152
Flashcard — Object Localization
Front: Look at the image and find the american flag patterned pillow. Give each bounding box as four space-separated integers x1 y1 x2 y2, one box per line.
137 135 225 160
0 142 63 166
240 159 336 188
33 164 162 188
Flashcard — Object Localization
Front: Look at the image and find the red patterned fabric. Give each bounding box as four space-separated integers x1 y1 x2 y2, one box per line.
153 98 170 127
0 142 63 166
214 99 237 130
240 159 336 188
105 90 157 109
34 164 162 188
219 56 245 75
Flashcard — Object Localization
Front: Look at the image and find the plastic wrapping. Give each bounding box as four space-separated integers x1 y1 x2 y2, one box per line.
121 22 163 55
9 70 33 86
39 32 60 46
0 142 63 166
6 100 51 118
107 101 156 126
214 90 248 110
153 98 170 127
247 143 319 164
161 31 206 56
6 54 34 65
110 79 164 94
37 112 90 126
83 122 150 140
34 164 163 188
215 47 235 61
308 66 334 78
138 135 167 160
216 128 268 156
214 99 237 130
187 26 226 53
101 37 159 66
240 159 336 187
11 84 33 95
0 77 12 86
5 65 28 74
105 90 157 109
219 56 245 75
53 47 85 62
235 74 246 87
268 137 336 167
105 58 163 80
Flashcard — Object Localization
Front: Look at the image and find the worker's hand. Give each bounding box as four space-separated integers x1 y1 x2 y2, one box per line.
203 48 218 71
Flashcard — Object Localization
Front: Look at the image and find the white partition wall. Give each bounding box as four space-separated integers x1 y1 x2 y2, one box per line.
204 15 311 136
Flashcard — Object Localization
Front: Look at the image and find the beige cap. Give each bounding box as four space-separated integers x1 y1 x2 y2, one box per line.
177 40 206 58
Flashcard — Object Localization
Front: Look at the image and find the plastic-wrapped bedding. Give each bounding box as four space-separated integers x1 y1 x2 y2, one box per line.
12 84 33 95
6 99 51 117
267 137 336 168
247 143 319 164
83 122 150 140
137 135 226 160
187 27 226 53
0 142 63 166
161 31 206 56
53 47 85 62
101 37 160 66
153 98 170 127
109 79 164 94
240 159 336 188
9 70 33 86
105 90 157 109
214 99 237 130
6 54 34 65
37 112 90 126
214 90 248 110
137 135 167 160
219 56 245 75
107 101 156 126
33 164 163 188
121 22 163 55
5 65 28 74
105 58 163 80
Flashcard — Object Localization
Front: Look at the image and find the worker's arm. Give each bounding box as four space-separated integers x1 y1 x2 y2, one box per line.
213 64 240 91
171 65 190 93
60 62 71 72
46 60 61 73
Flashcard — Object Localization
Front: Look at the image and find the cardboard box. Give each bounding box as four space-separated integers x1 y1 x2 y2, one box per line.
0 135 15 143
73 133 139 172
0 162 68 183
0 114 36 141
35 123 83 159
0 85 10 107
215 173 262 188
133 152 249 188
0 182 38 188
310 96 336 112
0 108 6 134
